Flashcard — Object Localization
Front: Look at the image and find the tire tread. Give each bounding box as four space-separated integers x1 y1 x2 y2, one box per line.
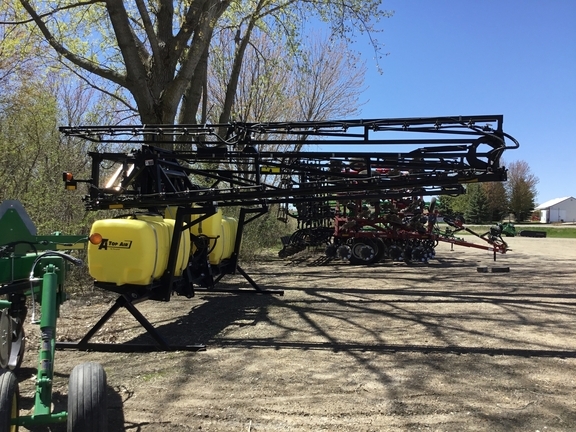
68 362 107 432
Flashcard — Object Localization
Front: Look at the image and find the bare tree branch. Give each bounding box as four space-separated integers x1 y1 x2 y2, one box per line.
134 0 162 67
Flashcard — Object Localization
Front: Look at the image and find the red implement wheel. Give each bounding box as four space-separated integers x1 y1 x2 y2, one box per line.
374 238 387 262
349 239 378 265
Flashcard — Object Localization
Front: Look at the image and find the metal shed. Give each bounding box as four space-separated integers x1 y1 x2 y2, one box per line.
535 196 576 223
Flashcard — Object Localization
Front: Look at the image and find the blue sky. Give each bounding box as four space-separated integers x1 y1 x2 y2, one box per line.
351 0 576 205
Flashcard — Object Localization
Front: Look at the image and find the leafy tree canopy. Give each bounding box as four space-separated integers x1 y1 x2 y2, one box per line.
4 0 393 125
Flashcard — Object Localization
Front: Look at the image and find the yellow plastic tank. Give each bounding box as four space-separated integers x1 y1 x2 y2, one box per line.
221 216 238 260
164 218 191 275
191 209 237 265
161 207 192 272
88 215 190 286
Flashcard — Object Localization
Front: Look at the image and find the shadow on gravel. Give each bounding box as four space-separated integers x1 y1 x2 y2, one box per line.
216 339 576 358
281 257 480 270
38 264 576 431
299 287 576 302
125 292 284 347
102 288 576 360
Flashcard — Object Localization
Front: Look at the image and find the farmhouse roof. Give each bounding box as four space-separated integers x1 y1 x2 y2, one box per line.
535 196 575 210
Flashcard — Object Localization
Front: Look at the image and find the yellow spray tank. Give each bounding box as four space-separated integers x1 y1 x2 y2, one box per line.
190 208 238 265
221 215 239 261
87 215 190 286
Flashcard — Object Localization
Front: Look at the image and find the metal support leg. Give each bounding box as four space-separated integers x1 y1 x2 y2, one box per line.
56 294 205 352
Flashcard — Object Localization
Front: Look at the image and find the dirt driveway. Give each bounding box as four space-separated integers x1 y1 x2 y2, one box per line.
17 236 576 431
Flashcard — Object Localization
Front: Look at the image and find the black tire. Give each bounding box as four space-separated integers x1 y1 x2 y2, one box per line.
324 244 337 258
8 326 25 372
349 239 378 265
68 362 108 432
374 238 387 262
0 370 19 432
403 246 413 264
519 230 547 238
0 310 12 370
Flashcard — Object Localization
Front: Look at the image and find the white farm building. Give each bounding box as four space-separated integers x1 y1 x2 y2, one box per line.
535 196 576 223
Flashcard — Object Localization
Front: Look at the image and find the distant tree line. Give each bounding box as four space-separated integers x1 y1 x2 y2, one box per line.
436 160 539 224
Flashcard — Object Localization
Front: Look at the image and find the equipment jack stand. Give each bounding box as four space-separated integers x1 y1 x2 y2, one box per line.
56 293 206 353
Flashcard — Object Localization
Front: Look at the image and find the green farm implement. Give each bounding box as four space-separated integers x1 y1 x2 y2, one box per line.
0 200 107 431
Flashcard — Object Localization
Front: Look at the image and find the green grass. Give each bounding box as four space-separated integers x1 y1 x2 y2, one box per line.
449 224 576 239
140 370 168 381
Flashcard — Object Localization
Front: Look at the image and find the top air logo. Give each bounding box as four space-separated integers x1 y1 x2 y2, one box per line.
98 239 133 250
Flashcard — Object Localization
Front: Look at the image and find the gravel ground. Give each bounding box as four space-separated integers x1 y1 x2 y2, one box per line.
15 236 576 431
